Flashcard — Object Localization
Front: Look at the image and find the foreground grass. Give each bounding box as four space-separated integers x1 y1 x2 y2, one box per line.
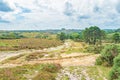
57 66 111 80
0 63 61 80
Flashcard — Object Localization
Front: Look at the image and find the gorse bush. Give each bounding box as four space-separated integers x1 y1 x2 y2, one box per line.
109 54 120 80
85 45 103 54
96 44 120 66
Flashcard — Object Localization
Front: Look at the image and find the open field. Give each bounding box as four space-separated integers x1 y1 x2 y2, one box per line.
0 0 120 79
0 40 112 80
0 28 119 80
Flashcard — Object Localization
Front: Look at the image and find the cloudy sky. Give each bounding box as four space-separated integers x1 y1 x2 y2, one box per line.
0 0 120 30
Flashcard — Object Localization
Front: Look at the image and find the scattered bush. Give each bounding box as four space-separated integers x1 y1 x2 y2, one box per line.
109 54 120 80
95 56 103 65
96 44 120 66
85 45 103 54
33 64 62 80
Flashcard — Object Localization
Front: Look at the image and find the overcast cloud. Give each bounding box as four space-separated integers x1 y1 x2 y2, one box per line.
0 0 119 30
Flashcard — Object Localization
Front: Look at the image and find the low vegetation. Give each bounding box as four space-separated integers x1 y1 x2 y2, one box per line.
0 27 120 79
25 52 46 61
96 44 120 66
0 63 62 80
84 45 104 54
0 39 62 51
109 54 120 80
56 66 111 80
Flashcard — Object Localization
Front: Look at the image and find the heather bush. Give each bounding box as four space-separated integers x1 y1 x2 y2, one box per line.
109 54 120 80
96 44 120 66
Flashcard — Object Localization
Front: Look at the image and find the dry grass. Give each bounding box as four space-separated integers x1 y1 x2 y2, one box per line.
0 39 63 51
0 63 62 80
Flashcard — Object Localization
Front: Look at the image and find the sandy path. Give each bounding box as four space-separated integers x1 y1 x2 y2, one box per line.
0 41 99 68
0 51 28 62
27 54 99 66
0 41 71 67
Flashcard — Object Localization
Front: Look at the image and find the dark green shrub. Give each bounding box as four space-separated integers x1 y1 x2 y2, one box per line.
109 54 120 80
85 45 94 53
85 45 103 54
95 56 103 65
93 45 104 54
96 44 120 66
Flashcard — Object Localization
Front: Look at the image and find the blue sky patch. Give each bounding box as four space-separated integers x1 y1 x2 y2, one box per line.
0 1 13 12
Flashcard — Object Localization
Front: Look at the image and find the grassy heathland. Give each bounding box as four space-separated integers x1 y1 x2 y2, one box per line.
0 39 62 51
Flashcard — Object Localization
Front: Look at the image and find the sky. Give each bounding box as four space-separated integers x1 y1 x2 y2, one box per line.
0 0 120 30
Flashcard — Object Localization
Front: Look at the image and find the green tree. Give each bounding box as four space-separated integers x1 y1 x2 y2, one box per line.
113 33 120 43
83 26 104 45
57 32 66 41
69 32 81 41
116 28 120 32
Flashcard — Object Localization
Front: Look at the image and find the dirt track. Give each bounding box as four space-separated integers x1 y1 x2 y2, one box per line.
0 53 99 68
0 41 99 68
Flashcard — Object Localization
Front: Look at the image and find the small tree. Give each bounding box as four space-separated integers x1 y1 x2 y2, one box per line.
57 32 66 41
96 44 120 66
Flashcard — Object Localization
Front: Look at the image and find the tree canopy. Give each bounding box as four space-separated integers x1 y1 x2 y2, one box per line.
83 26 105 45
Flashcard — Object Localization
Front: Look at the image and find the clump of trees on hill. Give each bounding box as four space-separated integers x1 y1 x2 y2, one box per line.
57 26 107 45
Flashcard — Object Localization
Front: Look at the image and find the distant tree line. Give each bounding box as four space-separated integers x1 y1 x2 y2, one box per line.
57 26 120 44
0 32 25 39
0 27 119 43
57 32 81 41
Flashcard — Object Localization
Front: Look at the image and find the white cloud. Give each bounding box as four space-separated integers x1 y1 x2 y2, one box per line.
0 0 120 30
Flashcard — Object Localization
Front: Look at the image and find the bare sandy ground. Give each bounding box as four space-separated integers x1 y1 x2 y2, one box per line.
0 41 99 68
